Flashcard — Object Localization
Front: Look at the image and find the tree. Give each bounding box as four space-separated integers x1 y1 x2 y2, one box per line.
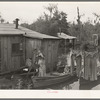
76 7 85 42
21 23 31 29
21 4 69 36
0 18 4 23
93 13 100 24
0 13 5 23
44 4 58 19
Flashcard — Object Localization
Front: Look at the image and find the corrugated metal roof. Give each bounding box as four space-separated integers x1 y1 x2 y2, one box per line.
0 23 59 39
57 32 76 39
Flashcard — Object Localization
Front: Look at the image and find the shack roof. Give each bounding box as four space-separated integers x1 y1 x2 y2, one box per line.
0 23 24 35
0 23 59 39
57 32 76 39
19 26 59 39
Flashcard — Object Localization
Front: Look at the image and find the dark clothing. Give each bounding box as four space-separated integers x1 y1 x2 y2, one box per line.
76 55 82 77
71 54 76 75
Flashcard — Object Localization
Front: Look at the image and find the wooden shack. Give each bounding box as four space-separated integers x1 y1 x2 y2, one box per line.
57 32 76 54
0 24 25 73
0 23 60 74
21 28 60 73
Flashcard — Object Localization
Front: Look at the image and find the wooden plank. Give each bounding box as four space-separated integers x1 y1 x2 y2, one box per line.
52 40 57 71
32 39 35 50
46 40 49 72
41 40 45 55
50 40 54 71
12 56 15 70
22 37 25 67
56 40 59 61
36 39 38 49
42 40 48 72
0 38 1 73
10 36 20 70
48 40 53 72
25 38 28 58
53 40 57 70
11 36 20 43
51 40 58 71
10 37 14 71
37 40 41 50
26 39 32 58
34 39 37 49
7 37 11 72
3 37 8 72
39 40 41 50
20 55 24 67
1 37 4 73
12 56 20 70
4 37 7 71
17 56 20 69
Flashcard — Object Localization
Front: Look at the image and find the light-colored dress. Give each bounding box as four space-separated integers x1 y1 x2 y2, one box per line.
38 59 46 77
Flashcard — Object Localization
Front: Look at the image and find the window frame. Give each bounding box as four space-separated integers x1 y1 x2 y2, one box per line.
12 42 23 56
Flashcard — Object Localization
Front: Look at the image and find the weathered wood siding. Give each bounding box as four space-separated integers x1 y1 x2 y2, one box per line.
25 38 59 73
25 38 41 59
0 35 25 73
41 39 59 72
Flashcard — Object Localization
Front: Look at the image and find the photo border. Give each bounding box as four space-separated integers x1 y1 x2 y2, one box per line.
0 0 99 99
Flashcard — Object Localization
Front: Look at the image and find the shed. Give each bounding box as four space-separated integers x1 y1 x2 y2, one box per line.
57 32 76 39
0 23 25 73
21 27 60 73
57 32 76 54
0 23 60 73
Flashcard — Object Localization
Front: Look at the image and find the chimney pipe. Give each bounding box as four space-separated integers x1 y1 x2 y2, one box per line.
15 18 19 29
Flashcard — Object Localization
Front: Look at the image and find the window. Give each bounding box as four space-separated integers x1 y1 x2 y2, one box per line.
12 43 23 56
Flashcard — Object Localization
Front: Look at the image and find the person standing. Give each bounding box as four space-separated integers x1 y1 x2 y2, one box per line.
36 50 46 77
76 50 82 77
38 56 46 77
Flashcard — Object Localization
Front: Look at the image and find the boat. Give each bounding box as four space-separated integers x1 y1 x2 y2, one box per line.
79 76 100 90
0 66 36 79
31 72 76 89
80 75 100 85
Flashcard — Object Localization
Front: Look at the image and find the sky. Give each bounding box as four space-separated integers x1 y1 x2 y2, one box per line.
0 2 100 24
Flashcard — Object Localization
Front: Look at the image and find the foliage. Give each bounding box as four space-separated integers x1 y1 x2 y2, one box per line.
20 5 100 49
0 12 5 23
57 54 67 68
21 4 69 36
68 19 100 48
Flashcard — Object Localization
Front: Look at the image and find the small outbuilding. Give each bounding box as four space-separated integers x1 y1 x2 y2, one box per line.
57 32 76 54
0 20 60 74
23 29 60 73
0 23 25 73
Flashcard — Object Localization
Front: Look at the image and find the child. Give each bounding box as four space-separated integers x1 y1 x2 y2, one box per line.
63 65 70 74
25 58 32 72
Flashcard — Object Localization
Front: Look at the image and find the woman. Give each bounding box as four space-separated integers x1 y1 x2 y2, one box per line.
38 56 46 77
36 50 46 77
